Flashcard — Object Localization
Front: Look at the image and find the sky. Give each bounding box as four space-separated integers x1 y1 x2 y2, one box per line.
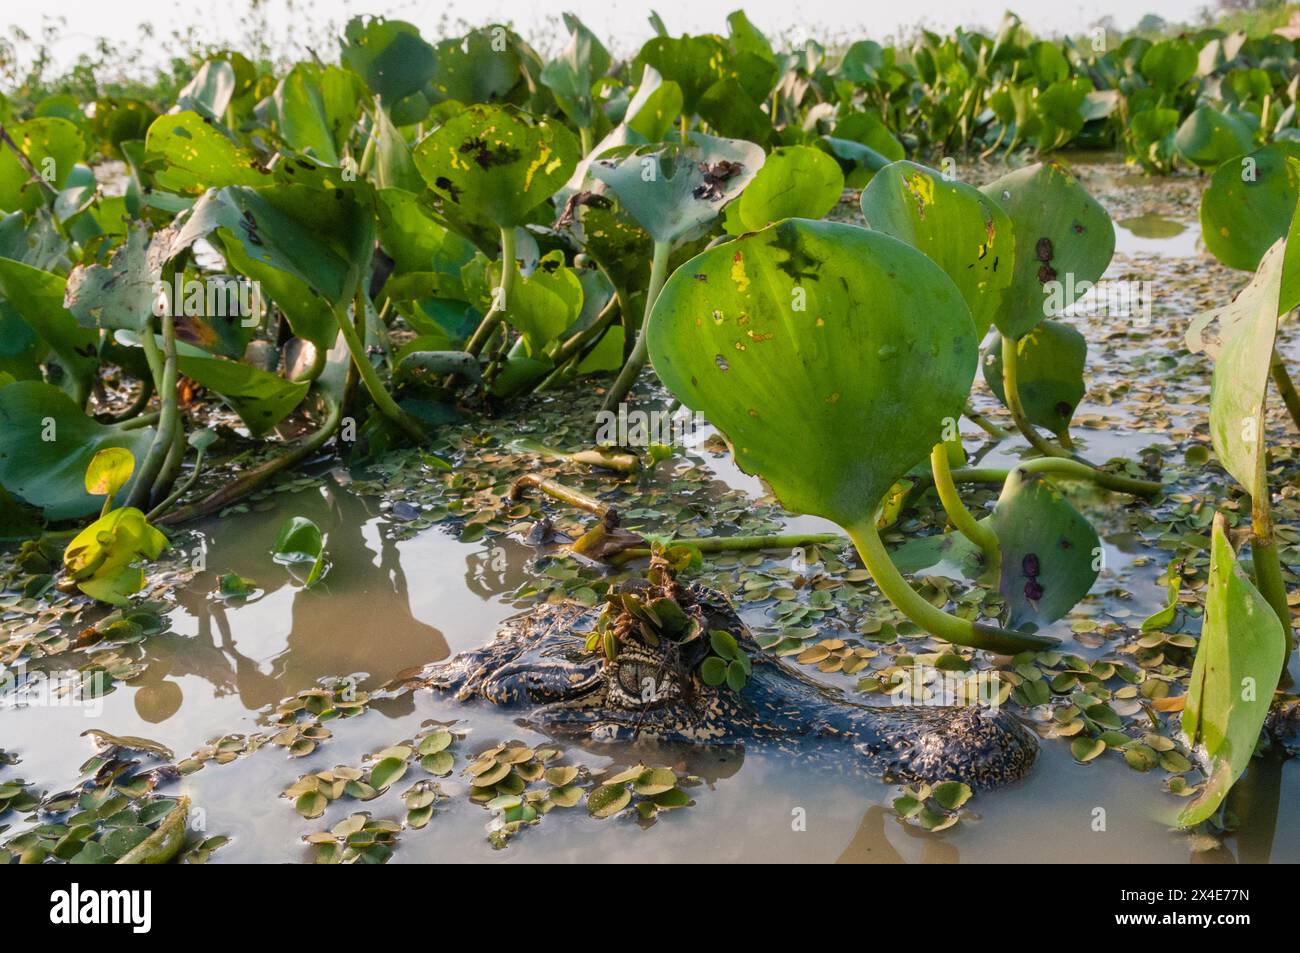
4 0 1216 71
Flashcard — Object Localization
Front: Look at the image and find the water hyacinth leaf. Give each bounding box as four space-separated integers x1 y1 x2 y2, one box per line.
413 104 579 230
590 132 764 246
981 163 1114 339
1192 238 1284 500
189 183 376 349
730 145 843 235
623 65 683 143
0 381 156 519
144 112 269 195
63 506 168 605
633 34 730 117
541 14 612 132
988 467 1101 629
0 256 98 402
816 136 895 189
1178 520 1285 827
648 219 977 526
1200 150 1300 315
85 447 135 499
0 118 86 212
861 160 1015 336
339 16 437 107
982 320 1086 439
1174 106 1254 171
262 64 365 166
272 516 324 564
64 224 156 333
116 797 189 864
173 343 310 436
1140 39 1198 90
503 249 583 355
370 101 423 193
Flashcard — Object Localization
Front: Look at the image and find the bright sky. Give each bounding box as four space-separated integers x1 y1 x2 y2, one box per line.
5 0 1215 71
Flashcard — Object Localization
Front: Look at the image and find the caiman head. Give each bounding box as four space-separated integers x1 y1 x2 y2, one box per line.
423 558 1038 788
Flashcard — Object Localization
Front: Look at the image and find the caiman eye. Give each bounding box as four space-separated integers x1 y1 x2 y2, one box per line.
617 662 671 704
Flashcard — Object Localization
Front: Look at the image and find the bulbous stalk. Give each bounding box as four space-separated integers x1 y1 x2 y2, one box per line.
938 457 1162 497
962 401 1008 439
599 240 672 415
461 227 518 360
129 311 179 510
929 442 999 567
846 519 1056 655
334 288 424 442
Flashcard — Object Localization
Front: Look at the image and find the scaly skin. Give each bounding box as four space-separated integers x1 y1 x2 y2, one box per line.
424 585 1038 789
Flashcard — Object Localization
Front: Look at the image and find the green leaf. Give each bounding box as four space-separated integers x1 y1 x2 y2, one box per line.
1199 146 1300 315
272 516 324 564
263 64 364 166
731 145 843 235
1175 106 1254 171
725 660 748 692
0 381 156 519
709 629 740 660
624 65 684 142
634 34 730 117
64 224 157 333
173 343 309 437
647 218 977 525
586 782 631 818
981 162 1114 339
931 780 972 811
0 118 85 212
369 756 408 791
861 160 1015 336
541 14 612 132
413 104 579 230
144 112 270 195
189 182 375 349
1178 519 1286 827
85 447 135 499
340 16 437 106
632 767 677 797
0 256 98 403
987 467 1101 629
699 656 727 686
590 132 765 246
1191 237 1284 499
1140 39 1198 90
982 320 1086 439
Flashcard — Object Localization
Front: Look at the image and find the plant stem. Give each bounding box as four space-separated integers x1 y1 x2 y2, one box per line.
146 449 205 522
1250 486 1294 674
510 475 612 518
962 401 1008 439
334 289 424 442
930 443 1000 565
609 533 847 564
579 126 594 156
936 457 1162 497
1270 348 1300 432
846 519 1057 654
599 239 671 415
999 335 1162 496
129 318 178 510
461 226 518 360
158 396 343 525
1001 334 1067 459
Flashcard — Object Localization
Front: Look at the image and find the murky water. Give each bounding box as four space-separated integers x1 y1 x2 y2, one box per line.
6 157 1299 863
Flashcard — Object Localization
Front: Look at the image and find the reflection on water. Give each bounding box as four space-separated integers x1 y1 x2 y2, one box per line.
1115 214 1202 258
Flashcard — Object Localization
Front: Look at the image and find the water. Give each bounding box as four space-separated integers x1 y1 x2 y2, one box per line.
7 156 1299 863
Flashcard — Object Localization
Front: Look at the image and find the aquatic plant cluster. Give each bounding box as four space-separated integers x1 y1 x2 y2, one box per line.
0 8 1297 863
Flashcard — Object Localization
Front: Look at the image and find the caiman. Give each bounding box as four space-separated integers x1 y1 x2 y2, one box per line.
424 559 1038 789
